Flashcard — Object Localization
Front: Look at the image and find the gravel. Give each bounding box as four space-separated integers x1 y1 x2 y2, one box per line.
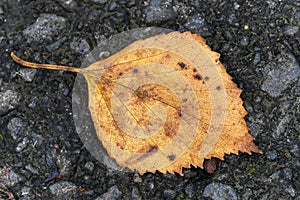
1 0 299 199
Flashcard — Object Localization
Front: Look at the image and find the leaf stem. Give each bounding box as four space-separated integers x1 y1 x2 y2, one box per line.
11 52 81 73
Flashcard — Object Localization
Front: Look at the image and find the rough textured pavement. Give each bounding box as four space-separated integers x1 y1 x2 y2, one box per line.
0 0 299 199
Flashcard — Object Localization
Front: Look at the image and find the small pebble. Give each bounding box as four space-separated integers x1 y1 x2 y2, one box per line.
253 52 261 65
240 36 249 46
108 1 118 12
46 37 67 51
203 183 237 200
185 183 195 198
23 14 67 42
70 38 91 55
184 15 210 37
7 117 24 140
84 161 95 172
94 185 122 200
0 170 25 187
49 181 78 198
57 0 78 10
261 52 299 97
0 89 21 116
91 0 108 4
18 68 37 82
131 187 142 200
283 26 299 36
0 7 4 14
21 186 31 196
163 189 176 199
25 164 39 175
265 150 278 160
144 1 177 24
15 137 29 152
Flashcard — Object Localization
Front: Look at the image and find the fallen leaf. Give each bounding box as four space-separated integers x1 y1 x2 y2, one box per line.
11 31 261 175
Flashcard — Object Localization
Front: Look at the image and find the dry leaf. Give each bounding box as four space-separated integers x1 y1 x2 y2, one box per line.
11 31 261 175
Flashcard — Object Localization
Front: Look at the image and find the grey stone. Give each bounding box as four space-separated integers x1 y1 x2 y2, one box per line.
283 26 299 36
84 161 95 172
285 185 296 197
184 14 210 37
25 164 39 175
133 173 142 183
108 1 117 12
290 144 299 157
270 168 293 181
242 188 253 200
46 37 67 51
9 171 24 186
253 52 261 65
23 14 67 42
203 183 237 200
131 187 142 200
144 0 177 24
261 52 299 97
272 115 291 139
0 89 21 116
56 154 73 177
70 38 91 55
163 189 176 199
7 117 24 140
49 181 77 199
18 68 37 82
15 137 29 152
282 168 293 180
94 185 122 200
57 0 78 10
233 2 240 10
21 186 31 196
0 170 25 187
28 97 38 109
91 0 108 4
265 150 278 160
185 183 195 198
240 36 249 46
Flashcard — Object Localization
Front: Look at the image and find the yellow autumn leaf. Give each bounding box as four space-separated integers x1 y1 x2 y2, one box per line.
11 31 261 175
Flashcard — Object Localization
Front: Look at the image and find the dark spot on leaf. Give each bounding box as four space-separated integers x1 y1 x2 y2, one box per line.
165 54 171 59
178 62 186 69
119 72 123 76
133 68 138 73
216 86 221 90
147 145 158 154
178 111 182 117
165 131 171 137
193 68 197 72
205 76 209 81
193 74 202 80
168 154 176 161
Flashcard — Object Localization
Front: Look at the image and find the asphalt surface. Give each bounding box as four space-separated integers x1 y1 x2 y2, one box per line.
0 0 299 199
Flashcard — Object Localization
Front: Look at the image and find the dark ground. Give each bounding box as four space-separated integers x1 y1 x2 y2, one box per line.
0 0 299 199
